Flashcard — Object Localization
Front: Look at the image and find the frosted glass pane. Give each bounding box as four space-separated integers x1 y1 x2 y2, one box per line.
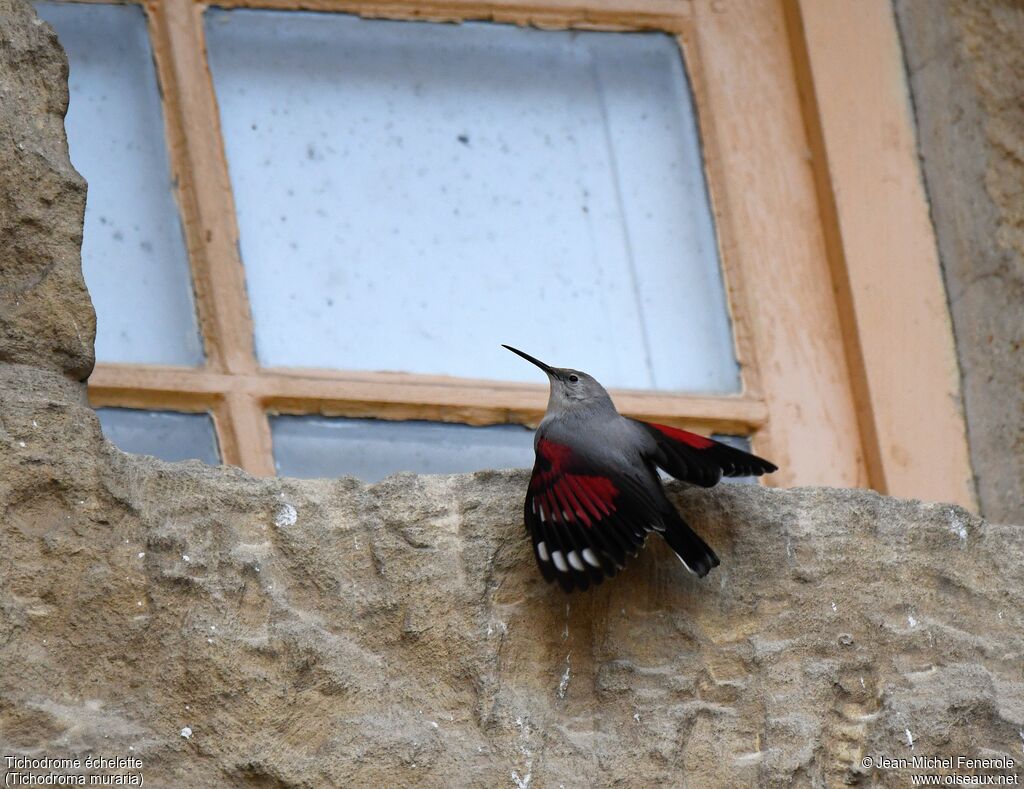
36 2 203 365
96 408 220 465
206 11 739 393
272 416 535 481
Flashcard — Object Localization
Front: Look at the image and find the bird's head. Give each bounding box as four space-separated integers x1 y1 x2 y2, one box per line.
502 345 614 414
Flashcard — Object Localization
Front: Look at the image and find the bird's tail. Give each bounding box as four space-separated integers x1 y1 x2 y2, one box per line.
660 509 720 578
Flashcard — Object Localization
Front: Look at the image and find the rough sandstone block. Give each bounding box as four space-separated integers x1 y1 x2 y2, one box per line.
1 367 1022 786
0 0 95 380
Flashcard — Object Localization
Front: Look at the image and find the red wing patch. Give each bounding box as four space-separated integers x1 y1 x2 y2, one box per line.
524 438 654 592
529 439 618 526
648 422 714 449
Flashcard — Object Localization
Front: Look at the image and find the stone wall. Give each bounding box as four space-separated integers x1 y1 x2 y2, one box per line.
895 0 1024 524
0 0 94 380
3 378 1023 787
2 1 1023 786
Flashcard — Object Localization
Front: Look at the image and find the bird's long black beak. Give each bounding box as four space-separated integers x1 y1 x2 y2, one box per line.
502 344 555 375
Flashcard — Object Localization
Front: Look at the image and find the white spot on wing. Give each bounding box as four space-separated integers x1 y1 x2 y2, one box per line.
567 551 585 572
582 548 600 568
552 551 568 573
537 541 550 562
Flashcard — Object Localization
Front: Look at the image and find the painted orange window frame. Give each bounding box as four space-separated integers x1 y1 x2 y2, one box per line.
83 0 976 510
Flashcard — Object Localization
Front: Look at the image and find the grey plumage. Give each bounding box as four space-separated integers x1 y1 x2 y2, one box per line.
503 345 777 592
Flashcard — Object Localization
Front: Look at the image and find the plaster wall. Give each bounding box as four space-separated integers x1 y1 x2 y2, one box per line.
895 0 1024 523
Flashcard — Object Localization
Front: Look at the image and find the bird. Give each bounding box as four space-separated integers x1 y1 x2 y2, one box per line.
503 345 777 592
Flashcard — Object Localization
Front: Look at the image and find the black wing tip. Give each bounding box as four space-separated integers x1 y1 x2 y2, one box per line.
527 510 613 592
728 454 778 478
635 419 779 484
706 437 778 479
551 572 606 593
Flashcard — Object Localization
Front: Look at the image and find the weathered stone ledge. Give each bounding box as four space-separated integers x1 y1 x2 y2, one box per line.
2 377 1022 786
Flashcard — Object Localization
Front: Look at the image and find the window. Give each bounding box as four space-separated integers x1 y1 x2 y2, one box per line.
49 0 975 506
204 11 739 393
36 3 203 368
95 408 221 466
272 417 535 481
49 0 760 477
37 1 218 465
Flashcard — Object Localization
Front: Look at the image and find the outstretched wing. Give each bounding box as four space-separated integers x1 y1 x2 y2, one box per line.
633 420 778 487
524 437 658 592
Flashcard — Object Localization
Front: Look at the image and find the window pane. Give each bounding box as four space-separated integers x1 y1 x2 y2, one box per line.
206 11 739 393
96 408 220 465
36 3 203 366
271 416 535 481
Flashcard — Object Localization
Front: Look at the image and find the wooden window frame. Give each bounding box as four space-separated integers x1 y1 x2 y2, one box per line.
81 0 976 509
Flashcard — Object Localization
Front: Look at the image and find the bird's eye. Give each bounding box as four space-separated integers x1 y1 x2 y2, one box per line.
568 374 579 383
